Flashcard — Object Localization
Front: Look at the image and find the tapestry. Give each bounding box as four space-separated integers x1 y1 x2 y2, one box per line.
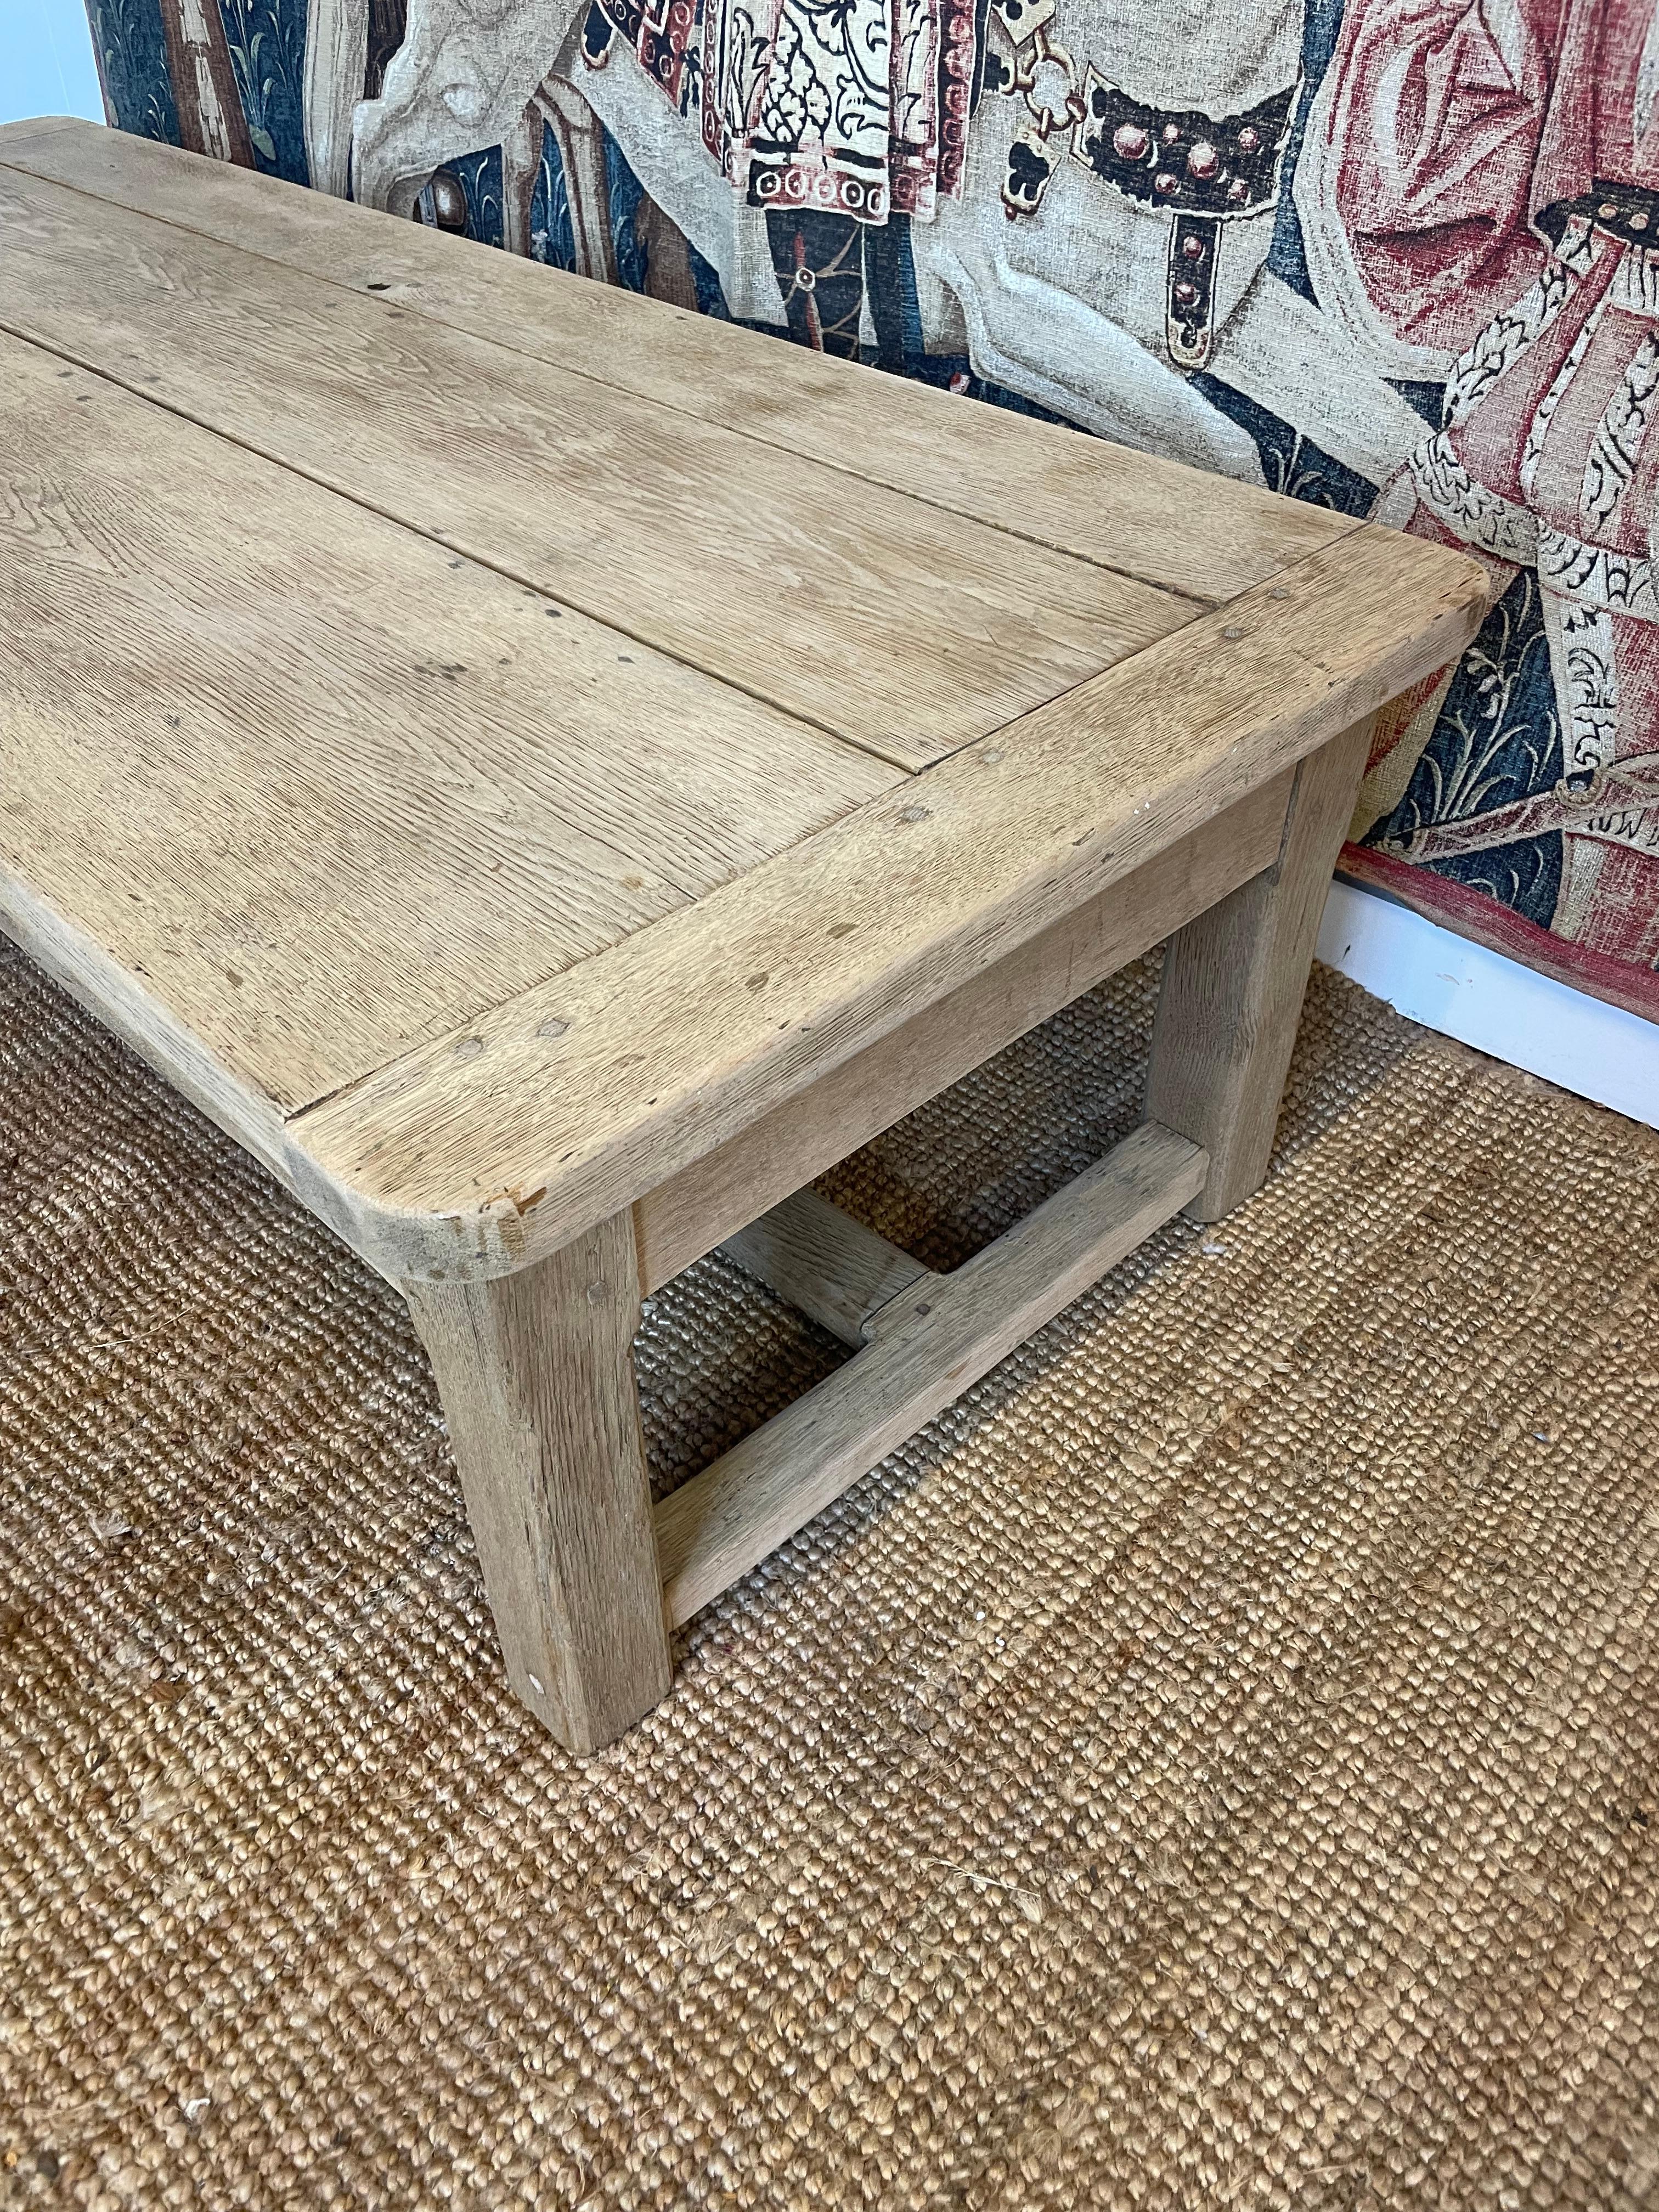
82 0 1659 1023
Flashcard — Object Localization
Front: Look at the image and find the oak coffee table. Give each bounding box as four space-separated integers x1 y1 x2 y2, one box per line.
0 121 1486 1750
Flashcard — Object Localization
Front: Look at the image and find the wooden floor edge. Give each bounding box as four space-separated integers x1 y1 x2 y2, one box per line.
655 1122 1207 1628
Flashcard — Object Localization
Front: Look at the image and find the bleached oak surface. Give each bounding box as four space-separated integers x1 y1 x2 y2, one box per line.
656 1125 1209 1627
1147 716 1379 1219
0 332 897 1112
406 1213 670 1752
0 117 1358 607
0 127 1490 1743
294 538 1486 1278
0 160 1196 769
721 1188 935 1349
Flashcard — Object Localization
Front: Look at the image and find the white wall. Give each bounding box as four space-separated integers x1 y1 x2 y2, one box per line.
0 0 103 127
1319 881 1658 1131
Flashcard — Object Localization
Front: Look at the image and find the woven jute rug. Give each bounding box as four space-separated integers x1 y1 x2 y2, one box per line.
2 933 1657 2212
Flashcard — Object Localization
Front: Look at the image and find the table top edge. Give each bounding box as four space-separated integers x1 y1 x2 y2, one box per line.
281 522 1491 1282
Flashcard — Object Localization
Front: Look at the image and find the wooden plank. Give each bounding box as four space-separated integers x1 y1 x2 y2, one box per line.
404 1210 672 1753
0 332 898 1111
656 1122 1207 1626
0 121 1362 610
1146 714 1377 1220
291 527 1490 1283
0 861 318 1237
720 1188 934 1347
0 163 1200 769
0 119 78 158
0 740 1284 1300
636 774 1290 1292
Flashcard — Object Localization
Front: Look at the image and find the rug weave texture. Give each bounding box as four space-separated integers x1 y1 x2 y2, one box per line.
2 937 1657 2211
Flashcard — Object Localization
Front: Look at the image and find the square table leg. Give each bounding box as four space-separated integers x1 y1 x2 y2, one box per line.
403 720 1370 1748
404 1210 671 1753
1145 714 1375 1222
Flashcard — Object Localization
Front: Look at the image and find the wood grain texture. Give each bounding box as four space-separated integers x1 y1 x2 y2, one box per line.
0 119 1362 609
634 776 1291 1293
720 1188 934 1347
0 125 1494 1754
405 1211 671 1753
0 163 1199 769
0 333 896 1110
1146 715 1377 1220
656 1122 1207 1626
291 528 1489 1281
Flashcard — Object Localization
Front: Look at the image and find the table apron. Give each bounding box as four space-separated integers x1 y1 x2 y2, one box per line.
633 768 1294 1296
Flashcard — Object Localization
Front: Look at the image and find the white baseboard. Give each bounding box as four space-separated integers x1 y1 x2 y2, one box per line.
1316 879 1659 1132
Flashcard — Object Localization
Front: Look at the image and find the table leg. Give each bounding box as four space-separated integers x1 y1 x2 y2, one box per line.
1145 714 1374 1223
404 1210 672 1752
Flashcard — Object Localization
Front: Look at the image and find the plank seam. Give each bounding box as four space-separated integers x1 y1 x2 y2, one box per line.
0 312 917 772
0 143 1372 610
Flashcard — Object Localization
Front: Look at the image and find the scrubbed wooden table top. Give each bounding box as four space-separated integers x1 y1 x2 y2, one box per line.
0 120 1483 1283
